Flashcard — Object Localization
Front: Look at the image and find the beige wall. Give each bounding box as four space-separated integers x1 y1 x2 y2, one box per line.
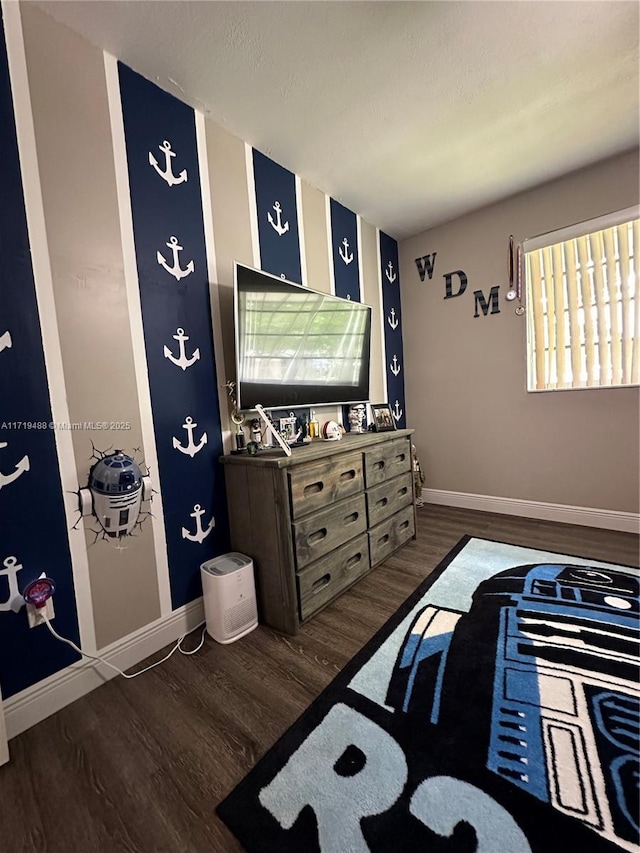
400 150 640 513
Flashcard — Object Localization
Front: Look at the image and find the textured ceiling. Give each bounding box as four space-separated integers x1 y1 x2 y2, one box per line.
31 0 640 239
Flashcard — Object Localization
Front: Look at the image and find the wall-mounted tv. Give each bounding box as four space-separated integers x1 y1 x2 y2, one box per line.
234 263 372 411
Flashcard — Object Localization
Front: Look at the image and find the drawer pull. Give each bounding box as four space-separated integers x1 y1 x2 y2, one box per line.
378 533 390 545
312 573 331 593
376 497 388 508
346 552 363 570
344 512 359 525
373 460 385 472
398 487 408 497
304 481 324 496
308 528 328 544
395 453 406 464
339 469 356 482
399 520 409 530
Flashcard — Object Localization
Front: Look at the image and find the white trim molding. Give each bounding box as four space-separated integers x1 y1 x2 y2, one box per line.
4 599 204 740
422 489 640 534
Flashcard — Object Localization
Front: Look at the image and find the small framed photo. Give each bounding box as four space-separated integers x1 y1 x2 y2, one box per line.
372 403 396 432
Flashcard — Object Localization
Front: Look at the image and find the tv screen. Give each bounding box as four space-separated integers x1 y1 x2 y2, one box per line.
234 263 372 411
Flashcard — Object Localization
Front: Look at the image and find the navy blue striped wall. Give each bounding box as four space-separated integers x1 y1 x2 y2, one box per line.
118 63 228 609
329 199 360 302
252 150 302 284
379 232 407 428
0 11 80 697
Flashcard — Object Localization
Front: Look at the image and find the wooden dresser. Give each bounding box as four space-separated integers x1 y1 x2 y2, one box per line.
220 429 416 634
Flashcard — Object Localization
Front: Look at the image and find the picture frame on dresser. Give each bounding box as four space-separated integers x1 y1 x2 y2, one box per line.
372 403 396 432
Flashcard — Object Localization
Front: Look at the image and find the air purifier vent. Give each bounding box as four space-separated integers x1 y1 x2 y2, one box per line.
224 598 258 635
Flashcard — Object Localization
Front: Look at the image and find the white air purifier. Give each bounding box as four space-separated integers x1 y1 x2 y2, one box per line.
200 552 258 644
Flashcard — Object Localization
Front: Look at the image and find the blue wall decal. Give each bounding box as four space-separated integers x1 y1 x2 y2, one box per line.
0 10 80 697
330 199 360 302
379 232 407 428
252 149 302 283
118 63 228 609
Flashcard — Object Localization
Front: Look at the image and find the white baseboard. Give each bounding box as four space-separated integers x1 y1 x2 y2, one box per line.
422 489 640 534
4 598 205 741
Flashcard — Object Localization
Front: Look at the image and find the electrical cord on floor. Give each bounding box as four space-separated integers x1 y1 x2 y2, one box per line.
43 616 207 679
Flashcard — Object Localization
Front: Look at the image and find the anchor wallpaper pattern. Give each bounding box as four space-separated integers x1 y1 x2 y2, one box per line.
0 3 406 728
118 63 228 610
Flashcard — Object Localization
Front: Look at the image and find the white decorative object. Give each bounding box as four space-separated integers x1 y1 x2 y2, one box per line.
387 308 398 330
181 504 215 543
0 442 30 491
267 201 290 236
385 261 397 283
390 354 401 376
148 140 188 187
163 327 200 370
157 235 195 281
0 331 12 353
339 238 354 265
172 416 207 457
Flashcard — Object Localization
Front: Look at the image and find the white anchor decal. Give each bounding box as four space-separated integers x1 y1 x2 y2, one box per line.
339 238 354 265
164 327 200 371
393 400 403 422
148 140 188 187
157 236 195 281
181 503 215 544
267 201 290 236
390 354 401 377
0 442 30 491
0 556 24 612
0 331 12 353
172 416 207 458
387 308 399 330
385 261 397 284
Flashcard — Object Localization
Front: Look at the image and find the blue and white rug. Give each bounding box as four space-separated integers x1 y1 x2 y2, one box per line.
217 535 640 852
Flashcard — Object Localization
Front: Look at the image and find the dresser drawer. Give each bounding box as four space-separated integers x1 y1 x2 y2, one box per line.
288 451 363 519
368 504 415 567
363 438 411 487
293 493 367 569
297 533 370 621
366 471 413 527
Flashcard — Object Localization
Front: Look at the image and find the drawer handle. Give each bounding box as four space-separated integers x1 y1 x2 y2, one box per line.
376 497 388 508
346 553 363 570
378 533 390 545
308 528 327 544
312 573 331 593
339 469 356 482
397 487 408 498
394 453 406 464
399 520 409 530
373 460 385 472
344 512 359 525
304 481 324 496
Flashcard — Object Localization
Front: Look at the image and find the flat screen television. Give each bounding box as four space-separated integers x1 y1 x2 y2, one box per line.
234 263 372 411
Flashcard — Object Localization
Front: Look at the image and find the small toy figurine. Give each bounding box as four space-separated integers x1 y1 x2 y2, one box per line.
250 418 262 446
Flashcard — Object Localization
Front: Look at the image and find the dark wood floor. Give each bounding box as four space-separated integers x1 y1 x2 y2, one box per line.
1 504 638 852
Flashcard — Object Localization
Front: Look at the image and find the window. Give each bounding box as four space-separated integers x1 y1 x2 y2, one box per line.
524 207 639 391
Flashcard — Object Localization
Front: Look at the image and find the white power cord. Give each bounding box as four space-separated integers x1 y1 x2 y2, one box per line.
43 616 207 679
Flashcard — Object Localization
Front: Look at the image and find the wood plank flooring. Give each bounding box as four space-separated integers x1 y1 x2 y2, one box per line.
1 504 638 852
